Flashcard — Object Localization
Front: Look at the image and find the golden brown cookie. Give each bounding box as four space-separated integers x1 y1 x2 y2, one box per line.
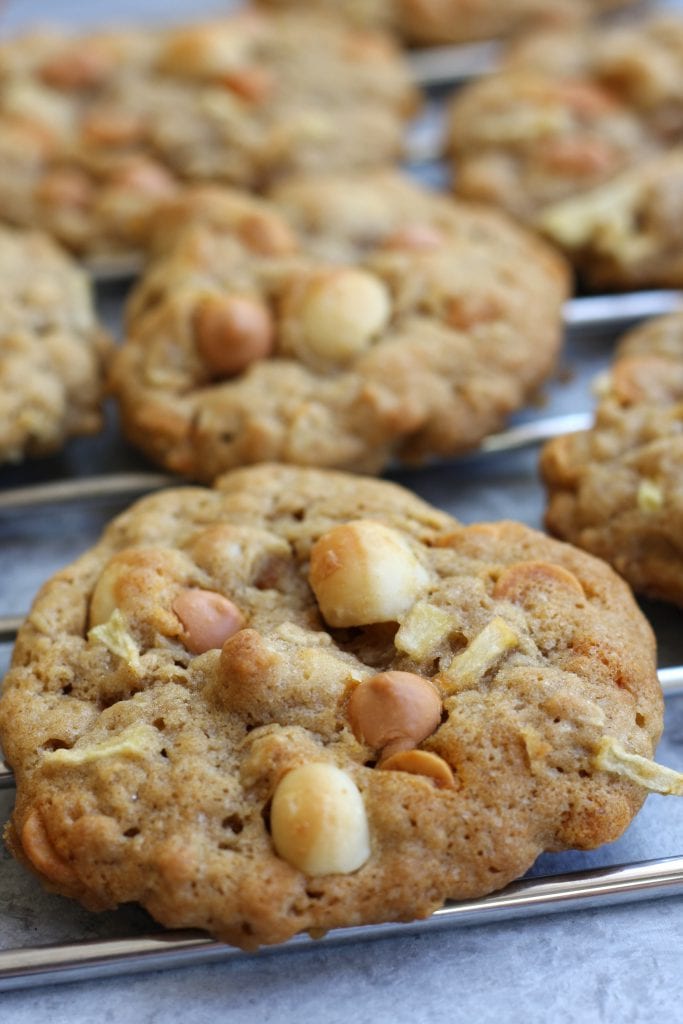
448 71 651 224
447 15 683 288
258 0 635 45
0 465 669 948
109 172 569 481
0 226 108 464
542 312 683 606
0 11 415 258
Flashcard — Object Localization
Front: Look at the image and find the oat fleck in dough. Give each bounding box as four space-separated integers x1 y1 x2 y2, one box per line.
257 0 635 46
0 226 108 464
542 313 683 606
0 466 669 948
0 11 415 258
110 172 569 480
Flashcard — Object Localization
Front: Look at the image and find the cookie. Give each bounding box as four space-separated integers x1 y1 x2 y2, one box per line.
109 171 569 481
542 312 683 606
538 150 683 290
0 11 416 258
0 463 671 949
505 16 683 141
257 0 634 46
448 71 651 224
448 15 683 288
0 226 108 464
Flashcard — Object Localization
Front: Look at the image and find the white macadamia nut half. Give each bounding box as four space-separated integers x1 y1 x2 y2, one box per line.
309 519 430 627
270 762 370 876
293 268 391 364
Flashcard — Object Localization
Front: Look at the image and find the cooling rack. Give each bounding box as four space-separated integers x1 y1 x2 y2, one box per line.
1 0 683 994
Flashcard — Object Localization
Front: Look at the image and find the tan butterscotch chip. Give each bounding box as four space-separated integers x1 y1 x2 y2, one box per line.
256 0 635 46
111 171 568 480
270 763 371 875
382 224 445 251
172 588 246 654
238 213 297 256
0 465 666 949
194 293 275 378
347 671 442 758
380 749 456 789
21 809 78 886
309 519 429 627
594 738 683 796
440 617 519 694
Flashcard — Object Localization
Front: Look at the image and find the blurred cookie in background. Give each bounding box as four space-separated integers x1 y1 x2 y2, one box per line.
0 226 109 464
0 10 416 260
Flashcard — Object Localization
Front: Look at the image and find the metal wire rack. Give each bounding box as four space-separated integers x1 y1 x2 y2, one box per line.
1 1 683 989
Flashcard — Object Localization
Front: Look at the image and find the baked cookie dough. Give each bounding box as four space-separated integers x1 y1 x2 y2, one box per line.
0 11 415 258
0 464 672 948
109 171 569 481
447 15 683 288
0 226 108 464
448 70 651 223
257 0 634 46
537 150 683 290
542 312 683 606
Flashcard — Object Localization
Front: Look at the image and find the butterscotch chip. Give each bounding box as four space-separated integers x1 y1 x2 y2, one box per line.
0 12 415 258
257 0 635 45
542 311 683 607
0 465 666 948
110 171 568 480
0 225 108 464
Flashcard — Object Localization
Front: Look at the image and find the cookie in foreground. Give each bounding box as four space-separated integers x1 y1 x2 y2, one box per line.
542 312 683 606
111 171 569 480
0 465 677 949
0 226 108 464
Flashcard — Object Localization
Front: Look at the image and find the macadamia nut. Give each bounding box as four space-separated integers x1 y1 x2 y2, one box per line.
270 762 370 876
287 269 391 364
309 519 430 627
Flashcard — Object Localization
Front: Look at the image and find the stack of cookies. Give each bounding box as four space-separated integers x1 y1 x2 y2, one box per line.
1 0 682 952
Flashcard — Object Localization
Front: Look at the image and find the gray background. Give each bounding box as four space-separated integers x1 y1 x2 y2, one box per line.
1 1 683 1020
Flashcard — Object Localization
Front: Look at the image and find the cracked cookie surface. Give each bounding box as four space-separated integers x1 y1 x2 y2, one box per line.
0 226 108 463
110 171 569 481
0 464 663 948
